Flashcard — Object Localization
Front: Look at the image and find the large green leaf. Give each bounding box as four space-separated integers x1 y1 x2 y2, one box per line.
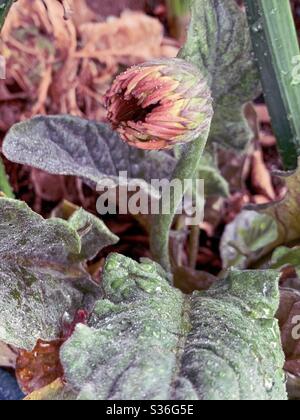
2 115 176 198
59 253 286 400
180 0 260 150
0 0 14 30
0 198 117 350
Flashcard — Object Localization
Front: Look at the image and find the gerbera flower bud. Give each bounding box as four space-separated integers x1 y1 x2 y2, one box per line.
105 58 213 150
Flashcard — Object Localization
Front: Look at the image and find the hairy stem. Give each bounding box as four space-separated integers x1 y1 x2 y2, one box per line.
245 0 300 170
0 0 15 198
150 129 210 272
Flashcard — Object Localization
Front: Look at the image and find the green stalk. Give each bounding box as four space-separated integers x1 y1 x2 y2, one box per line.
245 0 300 170
0 0 15 198
150 128 211 272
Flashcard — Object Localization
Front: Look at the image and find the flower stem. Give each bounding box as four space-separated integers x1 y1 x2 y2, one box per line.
150 128 211 272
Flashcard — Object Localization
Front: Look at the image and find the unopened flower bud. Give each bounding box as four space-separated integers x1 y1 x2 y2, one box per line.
105 58 213 150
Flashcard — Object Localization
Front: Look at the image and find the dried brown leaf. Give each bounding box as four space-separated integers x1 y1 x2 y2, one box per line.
16 339 64 394
251 149 276 200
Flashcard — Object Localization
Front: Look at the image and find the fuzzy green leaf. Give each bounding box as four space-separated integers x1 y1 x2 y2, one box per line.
2 115 176 198
181 0 260 150
0 198 116 350
60 253 286 401
68 208 118 261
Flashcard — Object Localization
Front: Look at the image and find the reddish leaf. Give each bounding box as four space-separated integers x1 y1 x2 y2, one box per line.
16 339 64 394
16 309 89 394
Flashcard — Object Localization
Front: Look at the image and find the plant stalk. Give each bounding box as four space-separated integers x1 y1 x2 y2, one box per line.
150 128 211 272
0 0 15 198
245 0 300 170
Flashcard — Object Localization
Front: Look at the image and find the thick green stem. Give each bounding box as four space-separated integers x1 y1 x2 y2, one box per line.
245 0 300 170
150 129 210 272
0 0 15 198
